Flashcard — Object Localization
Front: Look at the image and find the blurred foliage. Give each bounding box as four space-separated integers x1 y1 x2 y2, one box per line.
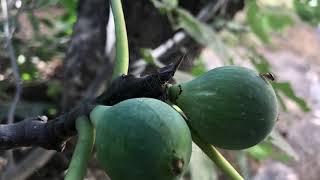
0 0 77 84
246 0 294 43
140 48 157 65
245 130 299 163
0 0 317 179
151 0 231 62
294 0 320 26
0 0 77 122
0 101 56 120
47 80 63 99
191 55 207 77
245 142 292 162
175 8 232 62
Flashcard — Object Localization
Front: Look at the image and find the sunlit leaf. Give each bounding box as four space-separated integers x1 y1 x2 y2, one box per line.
22 73 31 81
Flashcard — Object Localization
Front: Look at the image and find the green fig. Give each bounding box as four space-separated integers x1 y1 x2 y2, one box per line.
168 66 278 150
90 98 192 180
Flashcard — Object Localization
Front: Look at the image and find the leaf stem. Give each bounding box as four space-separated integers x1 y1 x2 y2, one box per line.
65 116 95 180
111 0 129 79
192 131 244 180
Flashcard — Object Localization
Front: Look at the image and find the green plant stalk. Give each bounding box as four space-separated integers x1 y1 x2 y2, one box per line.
191 131 244 180
111 0 129 79
170 104 244 180
65 116 95 180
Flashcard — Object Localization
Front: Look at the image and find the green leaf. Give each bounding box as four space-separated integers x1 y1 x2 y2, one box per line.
59 0 77 14
272 82 311 112
191 55 207 76
150 0 231 61
266 14 293 31
246 0 270 43
294 0 320 26
245 143 274 161
175 8 230 61
246 1 293 43
275 90 288 112
268 130 299 161
249 55 271 73
245 141 292 163
248 48 272 73
225 21 249 34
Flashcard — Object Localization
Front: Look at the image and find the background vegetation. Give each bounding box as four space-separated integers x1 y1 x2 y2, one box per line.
0 0 319 179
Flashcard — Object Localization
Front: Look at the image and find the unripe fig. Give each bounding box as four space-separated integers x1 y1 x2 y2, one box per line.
168 66 278 150
90 98 192 180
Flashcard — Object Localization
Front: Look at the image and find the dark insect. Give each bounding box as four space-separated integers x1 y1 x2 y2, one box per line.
260 72 276 81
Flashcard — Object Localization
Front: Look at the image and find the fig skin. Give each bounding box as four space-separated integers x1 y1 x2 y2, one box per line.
168 66 278 150
90 98 192 180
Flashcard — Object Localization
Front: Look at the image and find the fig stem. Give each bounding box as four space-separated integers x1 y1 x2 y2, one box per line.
65 116 95 180
167 84 182 103
111 0 129 79
192 132 244 180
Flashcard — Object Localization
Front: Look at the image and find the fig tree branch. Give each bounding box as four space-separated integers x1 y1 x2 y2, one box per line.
0 59 182 151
